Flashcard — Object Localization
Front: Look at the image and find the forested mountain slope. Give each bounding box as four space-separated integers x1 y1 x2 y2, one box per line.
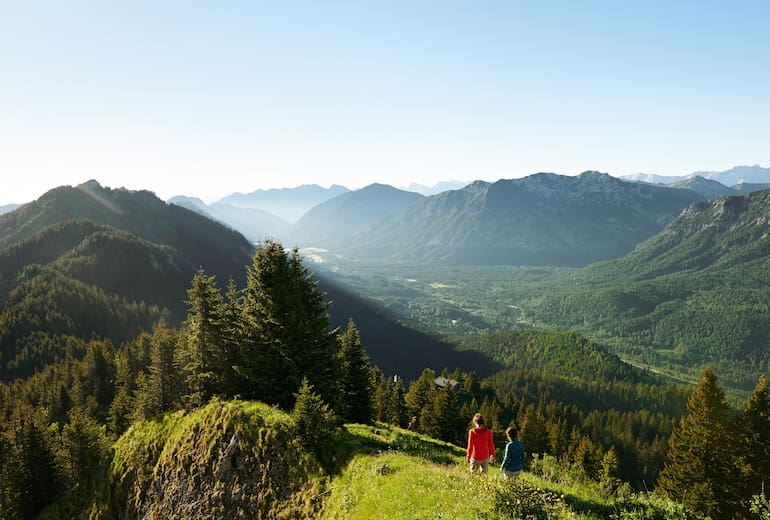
0 180 254 284
526 189 770 389
341 172 703 266
0 181 497 384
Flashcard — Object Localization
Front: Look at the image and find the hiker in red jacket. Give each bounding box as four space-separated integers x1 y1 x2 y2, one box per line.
466 413 495 475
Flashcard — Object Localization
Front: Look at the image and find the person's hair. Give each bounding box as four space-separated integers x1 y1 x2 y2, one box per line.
473 413 484 426
505 426 517 440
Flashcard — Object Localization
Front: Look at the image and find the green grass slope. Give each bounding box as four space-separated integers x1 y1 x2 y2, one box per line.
326 423 698 520
40 400 698 519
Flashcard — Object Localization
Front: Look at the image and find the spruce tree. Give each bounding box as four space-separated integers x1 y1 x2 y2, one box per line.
239 240 339 409
0 404 60 519
432 384 464 445
181 267 226 406
291 377 338 471
337 320 373 424
736 375 770 508
388 378 408 427
220 277 243 396
405 368 436 431
656 369 736 518
135 319 181 419
520 403 549 457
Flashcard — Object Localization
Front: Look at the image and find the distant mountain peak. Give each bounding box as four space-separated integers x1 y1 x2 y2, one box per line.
218 184 350 223
578 170 613 181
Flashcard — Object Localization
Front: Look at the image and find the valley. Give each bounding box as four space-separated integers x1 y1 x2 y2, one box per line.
1 172 770 518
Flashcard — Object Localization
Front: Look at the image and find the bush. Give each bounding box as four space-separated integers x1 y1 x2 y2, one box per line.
489 478 565 518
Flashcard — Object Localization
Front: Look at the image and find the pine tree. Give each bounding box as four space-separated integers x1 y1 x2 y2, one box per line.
0 404 60 519
736 375 770 508
220 277 243 396
239 240 339 409
337 320 373 424
291 377 338 471
135 319 181 420
372 369 389 422
388 378 408 427
520 403 549 456
656 369 736 518
57 407 109 490
181 267 226 406
405 368 436 431
432 384 464 445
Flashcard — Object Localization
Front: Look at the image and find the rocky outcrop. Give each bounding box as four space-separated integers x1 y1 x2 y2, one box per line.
106 401 322 520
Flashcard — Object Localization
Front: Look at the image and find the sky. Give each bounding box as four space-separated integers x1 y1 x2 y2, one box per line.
2 1 769 205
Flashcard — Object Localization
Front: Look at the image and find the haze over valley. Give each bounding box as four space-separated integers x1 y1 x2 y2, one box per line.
3 2 770 518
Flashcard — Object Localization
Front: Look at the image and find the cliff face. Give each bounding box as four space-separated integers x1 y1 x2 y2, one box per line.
105 401 322 520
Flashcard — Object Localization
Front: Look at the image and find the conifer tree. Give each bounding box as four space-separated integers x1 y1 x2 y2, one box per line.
291 377 338 471
181 267 226 406
58 407 109 490
656 369 736 518
388 377 408 427
372 369 389 422
432 384 464 445
736 375 770 507
135 319 181 419
520 403 549 456
337 320 373 424
0 404 60 519
239 240 339 409
220 277 243 396
405 368 436 431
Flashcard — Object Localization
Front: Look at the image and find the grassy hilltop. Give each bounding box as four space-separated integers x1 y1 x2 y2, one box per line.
41 400 698 520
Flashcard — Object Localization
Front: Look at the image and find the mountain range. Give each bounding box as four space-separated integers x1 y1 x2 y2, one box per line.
329 172 704 266
217 184 349 223
0 180 495 382
173 169 770 268
519 187 770 389
621 164 770 186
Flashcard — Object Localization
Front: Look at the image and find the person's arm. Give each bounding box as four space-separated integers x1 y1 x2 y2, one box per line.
500 442 510 468
466 430 473 461
489 431 496 459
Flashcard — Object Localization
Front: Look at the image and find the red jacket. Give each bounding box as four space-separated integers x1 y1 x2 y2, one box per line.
467 426 495 461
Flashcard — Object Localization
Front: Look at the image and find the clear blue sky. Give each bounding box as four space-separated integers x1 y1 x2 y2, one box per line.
2 1 769 204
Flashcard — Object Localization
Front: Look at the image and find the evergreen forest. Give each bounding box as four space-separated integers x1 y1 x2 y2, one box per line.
1 182 770 518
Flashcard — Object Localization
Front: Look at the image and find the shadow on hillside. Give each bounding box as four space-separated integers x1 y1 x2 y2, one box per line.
319 274 501 382
332 423 466 476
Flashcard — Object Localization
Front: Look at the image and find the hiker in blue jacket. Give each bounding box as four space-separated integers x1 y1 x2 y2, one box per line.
500 426 525 479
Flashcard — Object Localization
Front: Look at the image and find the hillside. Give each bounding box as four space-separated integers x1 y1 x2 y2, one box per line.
40 401 699 520
0 180 254 284
0 181 499 384
524 189 770 389
288 183 424 248
339 172 703 266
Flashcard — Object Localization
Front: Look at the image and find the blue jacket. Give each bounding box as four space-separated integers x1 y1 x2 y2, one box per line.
500 439 524 472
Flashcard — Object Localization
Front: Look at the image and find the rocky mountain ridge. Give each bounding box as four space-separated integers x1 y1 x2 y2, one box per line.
336 171 704 266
